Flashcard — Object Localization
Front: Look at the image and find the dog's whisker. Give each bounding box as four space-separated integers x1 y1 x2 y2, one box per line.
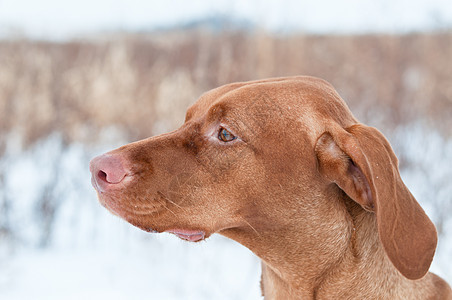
241 216 261 237
162 205 177 217
154 196 177 217
158 191 185 210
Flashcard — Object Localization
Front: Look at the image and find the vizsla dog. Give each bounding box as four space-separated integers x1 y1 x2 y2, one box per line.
90 76 451 299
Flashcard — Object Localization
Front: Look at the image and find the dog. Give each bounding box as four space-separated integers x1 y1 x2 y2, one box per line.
90 76 451 299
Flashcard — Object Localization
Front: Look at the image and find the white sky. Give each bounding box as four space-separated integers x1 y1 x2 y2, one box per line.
0 0 451 39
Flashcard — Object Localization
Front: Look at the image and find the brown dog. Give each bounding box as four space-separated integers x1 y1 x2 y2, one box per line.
90 76 451 299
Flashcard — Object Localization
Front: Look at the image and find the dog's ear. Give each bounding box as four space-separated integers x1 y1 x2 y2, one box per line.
315 123 437 280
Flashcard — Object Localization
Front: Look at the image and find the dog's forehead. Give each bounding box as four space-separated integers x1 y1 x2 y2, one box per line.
187 76 356 135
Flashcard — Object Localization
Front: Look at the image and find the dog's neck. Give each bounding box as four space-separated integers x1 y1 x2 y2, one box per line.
221 194 411 299
311 198 403 299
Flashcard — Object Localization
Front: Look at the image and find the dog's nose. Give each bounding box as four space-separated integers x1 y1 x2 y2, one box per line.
89 154 128 191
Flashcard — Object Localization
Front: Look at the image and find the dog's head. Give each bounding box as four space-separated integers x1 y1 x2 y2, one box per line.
90 76 436 280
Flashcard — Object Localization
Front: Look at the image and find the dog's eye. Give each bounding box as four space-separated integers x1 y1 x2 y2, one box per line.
218 127 236 142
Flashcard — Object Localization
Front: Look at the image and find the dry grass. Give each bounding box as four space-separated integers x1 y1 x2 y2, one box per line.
0 30 451 150
0 29 451 257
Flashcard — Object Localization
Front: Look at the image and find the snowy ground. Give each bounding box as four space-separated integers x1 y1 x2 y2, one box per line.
0 132 262 299
0 234 261 300
0 123 450 299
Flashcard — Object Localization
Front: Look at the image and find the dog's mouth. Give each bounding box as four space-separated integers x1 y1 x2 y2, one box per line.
165 229 206 242
98 203 207 242
93 185 207 242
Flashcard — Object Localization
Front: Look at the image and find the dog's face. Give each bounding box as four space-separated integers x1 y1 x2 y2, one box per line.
90 77 353 241
90 76 436 280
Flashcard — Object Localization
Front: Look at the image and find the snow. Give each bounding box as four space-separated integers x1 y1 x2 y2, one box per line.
0 235 261 300
1 2 450 295
0 123 450 299
0 132 262 299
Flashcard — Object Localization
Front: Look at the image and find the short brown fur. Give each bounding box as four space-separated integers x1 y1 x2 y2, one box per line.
91 76 451 299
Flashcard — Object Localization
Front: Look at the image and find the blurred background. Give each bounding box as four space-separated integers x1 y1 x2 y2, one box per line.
0 0 451 299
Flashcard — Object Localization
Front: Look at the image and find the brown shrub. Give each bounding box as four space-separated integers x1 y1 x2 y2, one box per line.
0 30 451 149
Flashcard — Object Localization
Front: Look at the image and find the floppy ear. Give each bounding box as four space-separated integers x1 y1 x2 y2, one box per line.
315 123 437 280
